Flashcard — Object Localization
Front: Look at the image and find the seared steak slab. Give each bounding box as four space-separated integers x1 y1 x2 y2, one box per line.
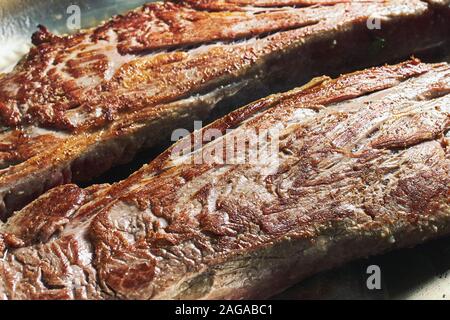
0 0 449 218
0 59 449 300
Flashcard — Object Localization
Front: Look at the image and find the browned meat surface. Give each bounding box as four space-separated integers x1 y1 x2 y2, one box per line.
0 59 448 300
0 0 449 219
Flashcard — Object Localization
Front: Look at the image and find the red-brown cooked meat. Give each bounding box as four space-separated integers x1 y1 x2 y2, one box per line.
0 59 448 300
0 0 449 219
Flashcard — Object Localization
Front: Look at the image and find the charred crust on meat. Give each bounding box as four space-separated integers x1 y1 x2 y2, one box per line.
31 25 61 46
0 59 449 299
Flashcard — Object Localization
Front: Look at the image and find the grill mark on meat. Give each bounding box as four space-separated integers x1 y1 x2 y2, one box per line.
0 61 449 299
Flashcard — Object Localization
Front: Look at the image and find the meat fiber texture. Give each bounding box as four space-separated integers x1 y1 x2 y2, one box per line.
0 59 448 300
0 0 449 219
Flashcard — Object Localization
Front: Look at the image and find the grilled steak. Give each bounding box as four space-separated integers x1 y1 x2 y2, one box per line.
0 59 449 300
0 0 449 219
